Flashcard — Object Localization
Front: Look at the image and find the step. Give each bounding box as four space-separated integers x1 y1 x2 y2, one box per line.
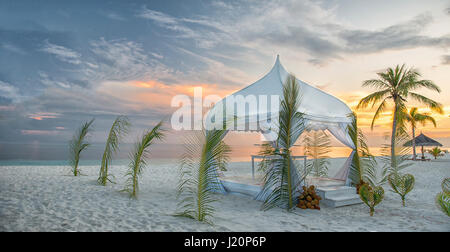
321 194 362 208
220 180 261 198
316 186 356 199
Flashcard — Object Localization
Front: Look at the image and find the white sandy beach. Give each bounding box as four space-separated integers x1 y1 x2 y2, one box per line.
0 155 449 232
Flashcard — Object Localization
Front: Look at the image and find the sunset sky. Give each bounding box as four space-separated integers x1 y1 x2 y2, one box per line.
0 0 449 160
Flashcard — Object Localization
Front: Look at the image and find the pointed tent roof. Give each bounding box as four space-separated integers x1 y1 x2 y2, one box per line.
404 133 443 147
206 55 352 131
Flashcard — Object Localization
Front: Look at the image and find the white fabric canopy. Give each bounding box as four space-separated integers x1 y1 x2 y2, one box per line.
206 56 356 192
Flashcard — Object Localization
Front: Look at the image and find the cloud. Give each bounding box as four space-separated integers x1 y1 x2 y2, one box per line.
2 43 26 55
102 11 126 21
40 40 82 65
137 1 450 66
0 80 21 103
339 13 450 53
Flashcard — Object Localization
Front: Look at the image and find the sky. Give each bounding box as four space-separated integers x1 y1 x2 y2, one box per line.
0 0 449 160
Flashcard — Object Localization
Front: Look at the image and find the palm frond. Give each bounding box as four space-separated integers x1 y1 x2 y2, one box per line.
69 118 95 176
98 116 130 186
356 89 390 110
388 172 415 206
303 129 330 178
123 121 164 198
258 74 308 211
408 92 444 114
175 127 229 224
347 112 377 187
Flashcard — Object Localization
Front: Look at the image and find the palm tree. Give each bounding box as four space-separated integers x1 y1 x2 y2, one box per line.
357 64 443 166
428 147 444 160
404 107 436 160
69 119 95 176
98 116 130 185
123 121 164 198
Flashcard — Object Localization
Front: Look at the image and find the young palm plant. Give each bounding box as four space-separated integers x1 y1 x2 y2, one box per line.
123 121 164 198
436 178 450 217
428 147 444 159
303 129 330 178
98 116 130 186
69 118 95 176
381 131 415 206
346 112 377 192
357 64 443 167
175 128 230 224
404 107 436 160
258 74 308 211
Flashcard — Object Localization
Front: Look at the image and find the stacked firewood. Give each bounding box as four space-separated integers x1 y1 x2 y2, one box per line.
297 185 322 210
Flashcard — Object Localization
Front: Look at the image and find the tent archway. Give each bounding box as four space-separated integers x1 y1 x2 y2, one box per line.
205 56 356 196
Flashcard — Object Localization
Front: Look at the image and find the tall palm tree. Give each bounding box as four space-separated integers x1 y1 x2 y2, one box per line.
357 64 443 166
404 107 436 160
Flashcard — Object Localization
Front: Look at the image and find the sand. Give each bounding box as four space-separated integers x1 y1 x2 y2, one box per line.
0 155 449 232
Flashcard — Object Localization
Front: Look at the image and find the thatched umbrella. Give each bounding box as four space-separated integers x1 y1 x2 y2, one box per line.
404 133 443 160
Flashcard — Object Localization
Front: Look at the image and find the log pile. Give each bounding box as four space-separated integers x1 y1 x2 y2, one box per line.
297 185 321 210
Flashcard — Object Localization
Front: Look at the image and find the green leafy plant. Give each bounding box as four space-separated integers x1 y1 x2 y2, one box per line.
257 142 276 173
359 184 384 216
380 130 416 206
123 121 164 198
436 178 450 217
69 118 95 176
404 107 436 160
175 128 230 223
98 116 130 186
258 74 309 211
357 64 443 167
303 129 330 178
216 141 231 172
428 147 444 159
388 173 415 206
346 112 377 192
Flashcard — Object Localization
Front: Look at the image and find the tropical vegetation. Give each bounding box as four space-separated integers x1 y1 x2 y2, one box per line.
303 129 330 178
436 178 450 217
258 74 310 211
404 107 436 160
428 147 444 159
98 116 130 186
175 128 230 223
69 118 95 176
357 64 443 167
123 121 164 198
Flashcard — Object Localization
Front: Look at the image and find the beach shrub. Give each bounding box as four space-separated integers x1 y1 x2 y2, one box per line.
175 128 230 224
69 118 95 176
388 173 415 206
98 116 130 186
436 178 450 217
359 184 384 216
123 121 164 198
303 129 330 178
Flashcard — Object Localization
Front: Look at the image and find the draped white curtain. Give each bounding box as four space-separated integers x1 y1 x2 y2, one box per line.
327 122 355 185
